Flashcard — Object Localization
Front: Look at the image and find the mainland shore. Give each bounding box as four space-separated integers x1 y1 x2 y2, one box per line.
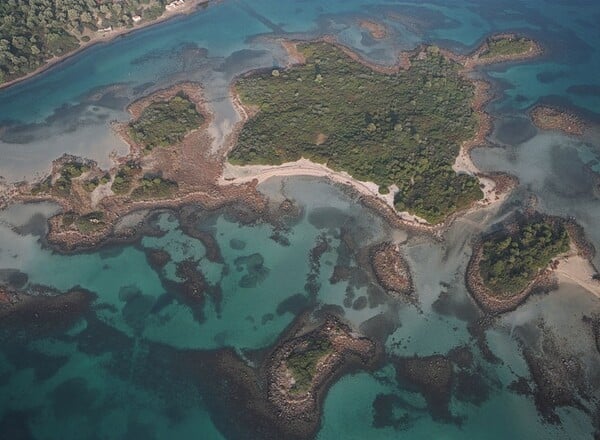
0 0 209 91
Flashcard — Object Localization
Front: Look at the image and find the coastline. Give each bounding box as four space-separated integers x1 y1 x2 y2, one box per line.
3 31 594 301
465 217 600 314
1 32 546 251
223 34 540 231
0 0 209 92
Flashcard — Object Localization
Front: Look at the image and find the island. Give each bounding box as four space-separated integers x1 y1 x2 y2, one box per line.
466 213 598 313
225 34 542 225
477 34 539 61
227 41 483 224
266 315 378 436
0 0 209 88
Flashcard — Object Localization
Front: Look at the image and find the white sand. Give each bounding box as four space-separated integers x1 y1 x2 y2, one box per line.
555 255 600 297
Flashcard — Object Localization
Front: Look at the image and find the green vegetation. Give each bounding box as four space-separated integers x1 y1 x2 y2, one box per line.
286 339 332 394
111 161 140 195
480 36 533 59
31 160 89 196
229 42 482 223
83 173 111 192
479 219 570 296
130 176 178 200
62 211 105 233
0 1 172 83
129 94 204 150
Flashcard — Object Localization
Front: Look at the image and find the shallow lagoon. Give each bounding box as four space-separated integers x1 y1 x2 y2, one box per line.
1 0 600 438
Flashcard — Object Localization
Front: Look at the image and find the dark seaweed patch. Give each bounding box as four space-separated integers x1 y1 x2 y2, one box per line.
234 253 270 288
372 393 417 430
276 293 310 316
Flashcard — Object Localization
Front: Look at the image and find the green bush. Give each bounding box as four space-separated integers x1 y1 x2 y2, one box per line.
111 161 140 195
479 219 569 296
286 339 332 394
130 176 178 200
74 211 106 233
129 94 204 150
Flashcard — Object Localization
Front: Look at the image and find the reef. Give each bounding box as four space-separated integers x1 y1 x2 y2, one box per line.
509 325 594 425
390 345 493 424
530 105 587 136
370 242 413 298
0 285 95 339
358 20 388 39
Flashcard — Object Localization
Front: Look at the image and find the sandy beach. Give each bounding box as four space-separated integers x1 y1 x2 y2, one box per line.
0 0 209 91
555 255 600 297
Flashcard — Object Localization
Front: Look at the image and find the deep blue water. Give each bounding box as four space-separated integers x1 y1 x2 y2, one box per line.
1 1 600 439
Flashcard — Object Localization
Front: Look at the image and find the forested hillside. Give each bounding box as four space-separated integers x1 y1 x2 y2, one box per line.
0 0 170 84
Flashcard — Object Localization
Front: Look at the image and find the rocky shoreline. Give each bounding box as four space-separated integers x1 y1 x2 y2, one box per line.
9 82 272 254
529 104 588 136
466 214 598 314
369 242 413 298
265 315 379 436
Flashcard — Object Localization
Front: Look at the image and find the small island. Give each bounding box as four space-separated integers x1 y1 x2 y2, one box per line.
370 242 413 298
267 315 377 431
466 213 598 313
469 34 541 66
480 35 537 59
129 93 205 151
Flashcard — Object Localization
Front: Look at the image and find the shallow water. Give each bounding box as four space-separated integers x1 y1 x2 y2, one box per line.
1 0 600 438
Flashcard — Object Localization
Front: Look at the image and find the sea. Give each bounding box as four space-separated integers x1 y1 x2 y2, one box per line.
0 0 599 438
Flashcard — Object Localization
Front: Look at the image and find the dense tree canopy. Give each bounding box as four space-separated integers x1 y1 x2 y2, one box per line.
229 42 483 223
479 219 570 296
0 0 170 83
128 94 204 150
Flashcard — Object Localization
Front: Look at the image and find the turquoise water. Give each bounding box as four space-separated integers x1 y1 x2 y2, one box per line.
1 0 600 438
